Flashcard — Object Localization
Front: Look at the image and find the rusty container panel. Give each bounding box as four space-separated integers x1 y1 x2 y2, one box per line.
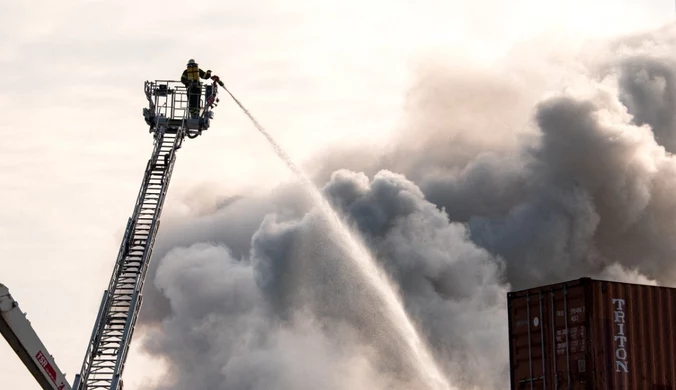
507 277 676 390
508 278 590 390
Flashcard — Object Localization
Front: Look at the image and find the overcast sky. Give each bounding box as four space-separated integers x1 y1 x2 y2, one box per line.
1 0 674 388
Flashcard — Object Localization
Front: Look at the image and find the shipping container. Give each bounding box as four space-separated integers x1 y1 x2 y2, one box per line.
507 277 676 390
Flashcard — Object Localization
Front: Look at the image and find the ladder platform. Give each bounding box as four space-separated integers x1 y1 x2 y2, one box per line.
143 80 219 136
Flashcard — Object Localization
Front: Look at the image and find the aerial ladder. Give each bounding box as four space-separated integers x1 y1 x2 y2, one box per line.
1 77 223 390
71 78 222 390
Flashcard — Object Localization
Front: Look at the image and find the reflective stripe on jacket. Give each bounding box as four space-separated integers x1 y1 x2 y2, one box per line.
181 66 208 86
186 66 200 81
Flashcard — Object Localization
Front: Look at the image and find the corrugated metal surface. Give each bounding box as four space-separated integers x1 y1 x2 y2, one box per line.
507 277 676 390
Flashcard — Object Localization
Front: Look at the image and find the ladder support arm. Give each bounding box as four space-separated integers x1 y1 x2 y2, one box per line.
0 283 72 390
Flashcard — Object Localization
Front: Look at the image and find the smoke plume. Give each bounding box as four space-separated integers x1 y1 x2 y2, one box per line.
138 24 675 389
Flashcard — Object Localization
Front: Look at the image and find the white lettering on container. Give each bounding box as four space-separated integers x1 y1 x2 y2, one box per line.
613 298 628 373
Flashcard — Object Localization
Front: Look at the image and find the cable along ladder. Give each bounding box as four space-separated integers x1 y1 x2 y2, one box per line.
71 79 221 390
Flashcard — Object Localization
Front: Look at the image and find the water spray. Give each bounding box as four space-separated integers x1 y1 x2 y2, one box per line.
220 83 455 390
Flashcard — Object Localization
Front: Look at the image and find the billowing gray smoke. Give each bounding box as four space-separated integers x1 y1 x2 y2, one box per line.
138 24 676 389
141 171 507 390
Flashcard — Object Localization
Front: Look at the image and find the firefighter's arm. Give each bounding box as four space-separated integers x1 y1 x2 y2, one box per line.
181 70 190 86
200 68 212 79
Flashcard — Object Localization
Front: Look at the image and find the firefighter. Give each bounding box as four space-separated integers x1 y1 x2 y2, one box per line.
181 59 212 118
